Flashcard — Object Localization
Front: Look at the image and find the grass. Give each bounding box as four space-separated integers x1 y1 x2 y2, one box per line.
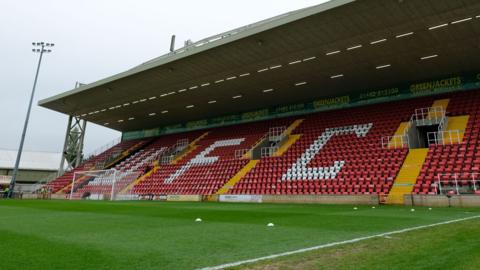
0 200 478 270
235 219 480 270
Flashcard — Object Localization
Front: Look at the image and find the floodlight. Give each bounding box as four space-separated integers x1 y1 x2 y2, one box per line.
9 40 54 198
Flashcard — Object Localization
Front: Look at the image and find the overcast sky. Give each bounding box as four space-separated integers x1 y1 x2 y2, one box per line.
0 0 328 155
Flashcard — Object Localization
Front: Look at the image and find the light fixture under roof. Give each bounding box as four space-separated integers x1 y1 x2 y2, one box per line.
263 88 274 93
376 64 391 69
186 105 194 109
148 113 156 116
428 23 448 30
132 101 139 104
128 117 135 120
189 86 198 90
232 95 242 99
326 50 341 56
148 96 156 100
396 32 414 38
347 45 362 50
330 74 344 79
139 99 147 102
201 83 210 87
123 103 130 106
270 65 282 69
420 54 438 60
101 109 106 112
215 79 224 84
289 60 301 65
104 123 109 125
239 73 250 77
295 82 307 86
161 110 168 114
257 68 268 73
208 100 217 104
303 56 316 62
370 38 387 45
451 17 472 24
226 76 237 80
178 88 187 92
118 119 124 123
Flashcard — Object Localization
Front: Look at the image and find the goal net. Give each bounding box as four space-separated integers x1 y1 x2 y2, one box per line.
70 169 140 200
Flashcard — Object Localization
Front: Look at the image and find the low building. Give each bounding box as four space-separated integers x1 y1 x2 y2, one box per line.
0 149 60 192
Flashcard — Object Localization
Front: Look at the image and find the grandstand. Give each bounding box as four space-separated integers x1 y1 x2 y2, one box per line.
37 0 480 207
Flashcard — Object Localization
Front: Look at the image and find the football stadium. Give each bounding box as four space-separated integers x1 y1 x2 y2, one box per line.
2 0 480 269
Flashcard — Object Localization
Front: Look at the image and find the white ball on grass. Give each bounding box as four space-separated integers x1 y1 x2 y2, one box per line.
353 207 358 210
267 223 275 227
195 218 202 222
410 209 415 212
371 206 376 209
428 208 432 211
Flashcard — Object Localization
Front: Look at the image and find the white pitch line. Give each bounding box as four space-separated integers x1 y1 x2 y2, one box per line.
199 215 480 270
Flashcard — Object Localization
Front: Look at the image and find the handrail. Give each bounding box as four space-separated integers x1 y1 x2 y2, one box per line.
413 106 445 126
261 146 279 157
436 173 479 195
381 106 448 149
235 149 250 159
381 135 409 149
269 126 287 142
427 130 461 146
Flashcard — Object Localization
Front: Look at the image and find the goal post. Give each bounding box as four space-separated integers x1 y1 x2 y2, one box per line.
111 171 142 201
70 169 141 200
70 169 118 200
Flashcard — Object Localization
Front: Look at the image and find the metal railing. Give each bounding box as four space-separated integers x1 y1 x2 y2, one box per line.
381 106 448 149
381 135 409 149
235 149 250 159
261 146 279 158
413 106 445 126
436 173 479 195
427 130 461 146
176 138 189 149
160 155 174 165
268 126 287 142
94 160 106 170
438 113 448 132
98 149 125 169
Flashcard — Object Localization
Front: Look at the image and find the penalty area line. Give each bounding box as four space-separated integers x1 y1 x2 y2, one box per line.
199 215 480 270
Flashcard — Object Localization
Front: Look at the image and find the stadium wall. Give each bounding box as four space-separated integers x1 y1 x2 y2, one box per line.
123 72 480 141
215 195 378 205
261 195 379 205
406 195 480 207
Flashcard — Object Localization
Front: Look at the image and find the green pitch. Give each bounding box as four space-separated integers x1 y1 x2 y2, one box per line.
0 200 478 270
